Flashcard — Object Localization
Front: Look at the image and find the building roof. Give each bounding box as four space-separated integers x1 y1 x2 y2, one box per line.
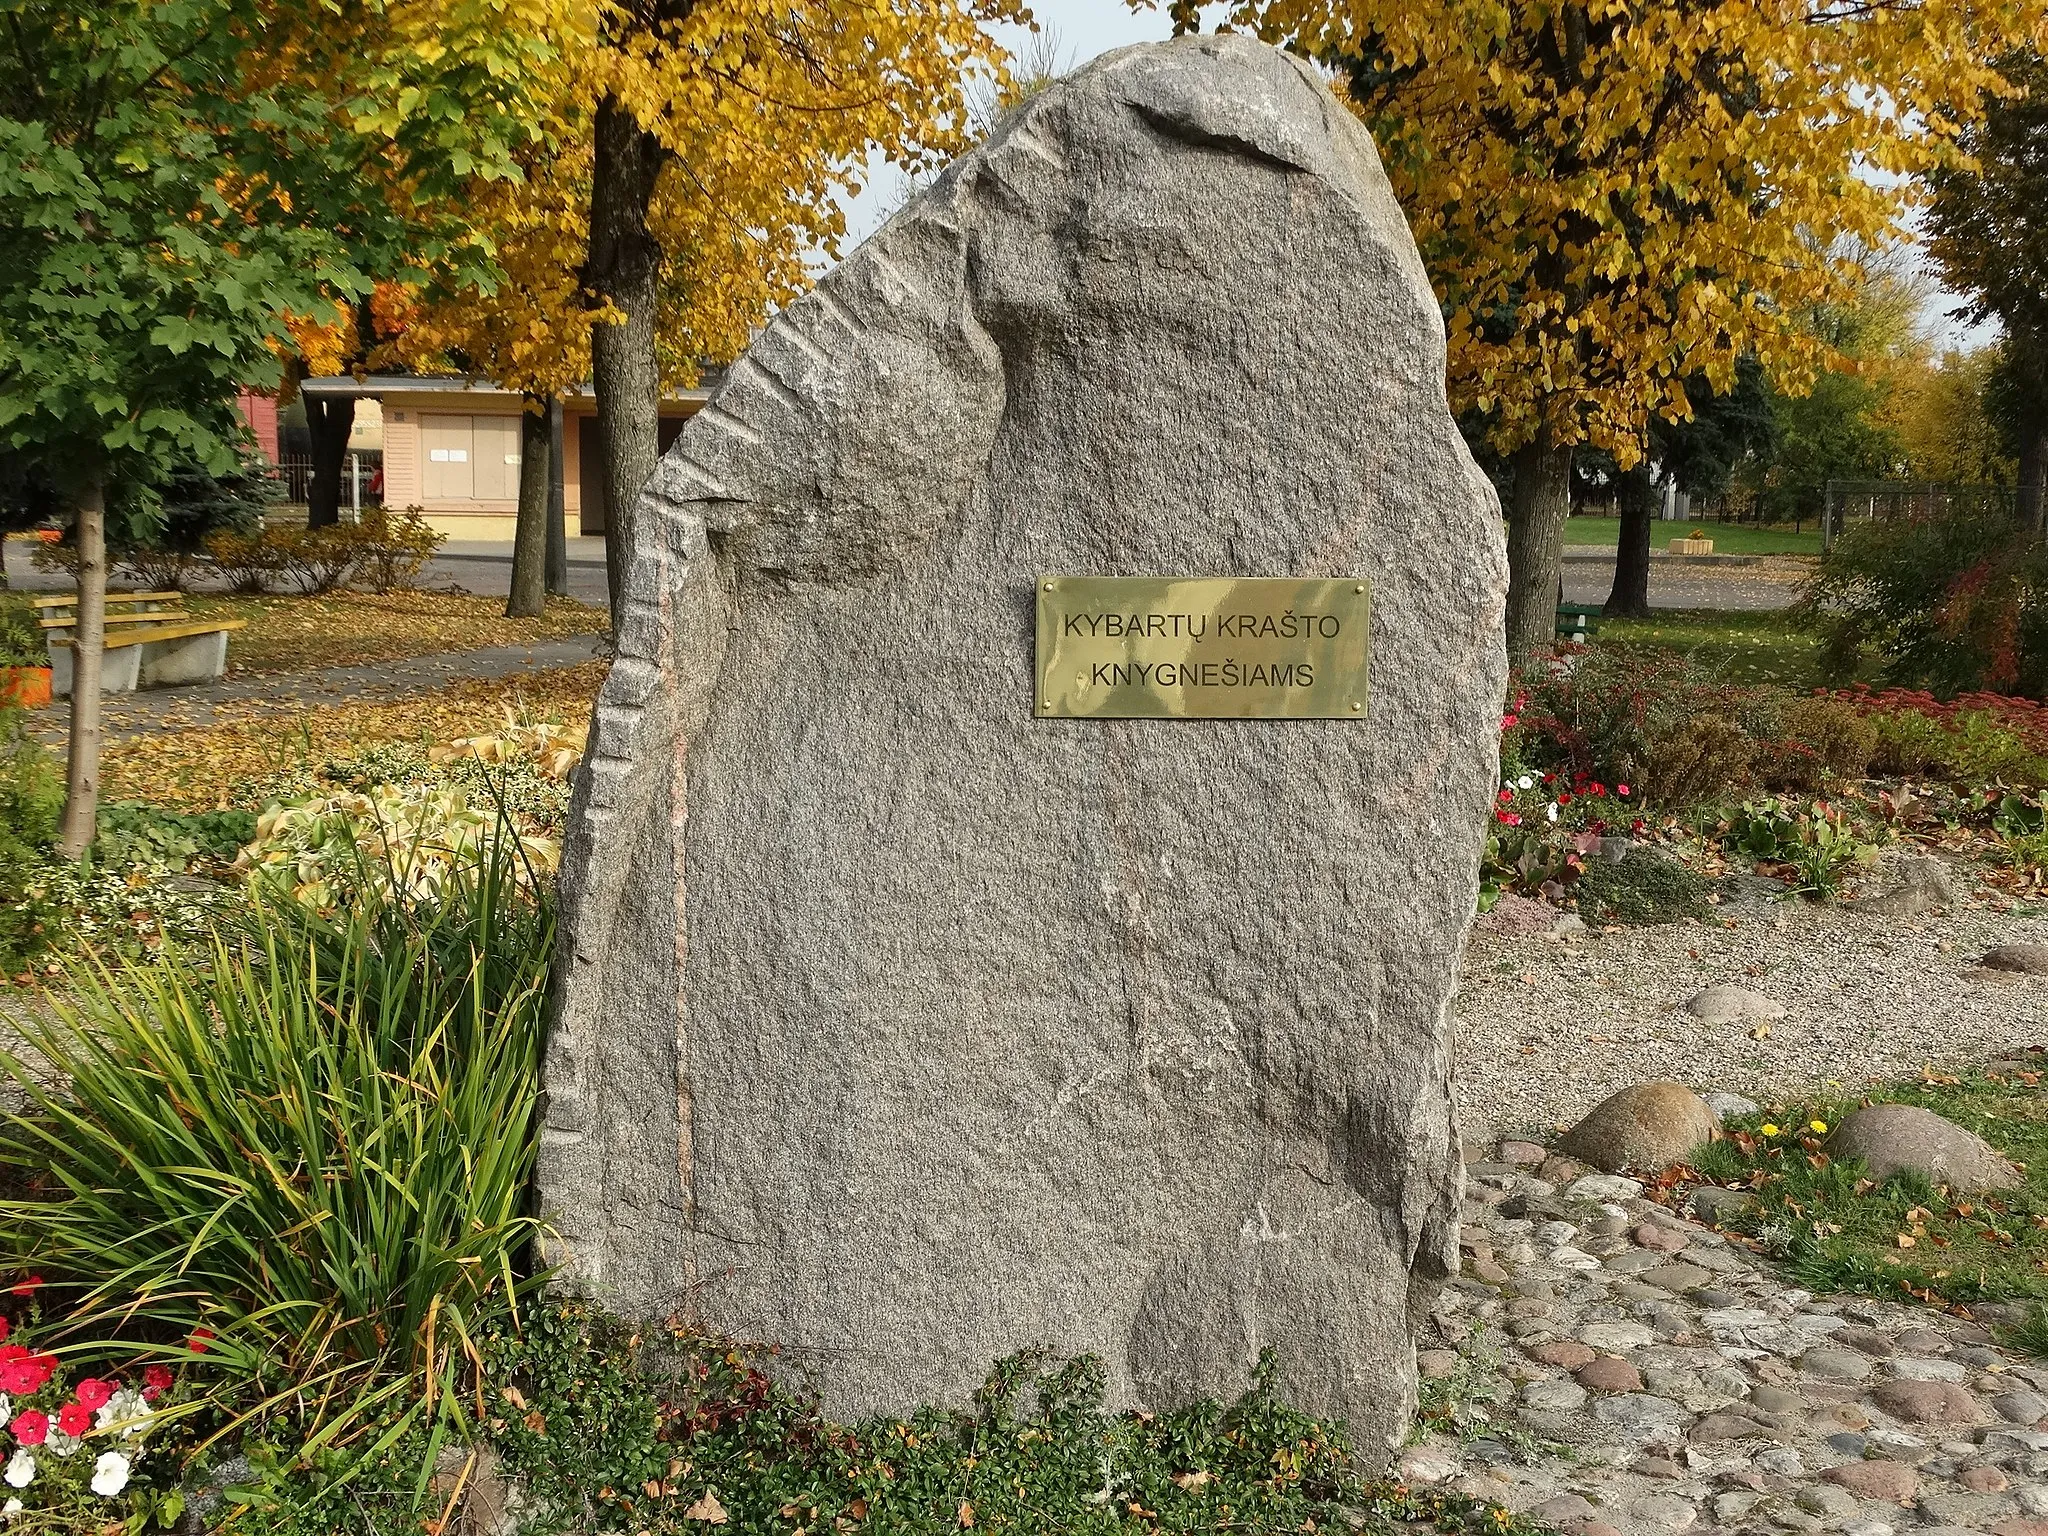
298 372 721 406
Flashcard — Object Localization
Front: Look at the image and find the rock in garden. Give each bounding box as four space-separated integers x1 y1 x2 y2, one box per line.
1558 1082 1720 1173
1983 943 2048 975
1577 1356 1646 1394
1870 1379 1985 1425
1865 853 1958 916
537 36 1506 1440
1828 1104 2021 1191
1824 1461 1919 1502
1683 983 1786 1025
1704 1089 1761 1119
1688 1186 1753 1224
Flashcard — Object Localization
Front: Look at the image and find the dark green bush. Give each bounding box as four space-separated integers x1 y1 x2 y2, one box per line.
1804 507 2048 697
1575 849 1711 925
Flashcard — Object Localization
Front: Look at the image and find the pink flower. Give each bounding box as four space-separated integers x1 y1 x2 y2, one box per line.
1497 788 1514 803
56 1402 91 1438
1500 713 1519 730
1495 810 1521 826
1617 784 1630 796
10 1410 46 1447
72 1378 112 1412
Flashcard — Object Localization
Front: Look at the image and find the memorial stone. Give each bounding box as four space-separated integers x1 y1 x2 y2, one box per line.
540 33 1507 1456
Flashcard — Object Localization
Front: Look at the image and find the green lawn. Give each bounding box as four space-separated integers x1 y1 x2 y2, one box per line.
1685 1062 2048 1338
1564 516 1823 556
1599 608 1830 688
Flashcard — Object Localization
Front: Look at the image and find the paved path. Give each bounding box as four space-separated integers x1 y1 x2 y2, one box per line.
24 635 608 747
1563 555 1808 613
1410 1139 2048 1536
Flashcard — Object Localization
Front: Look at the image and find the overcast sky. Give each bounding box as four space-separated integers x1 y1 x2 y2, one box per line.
836 3 1992 356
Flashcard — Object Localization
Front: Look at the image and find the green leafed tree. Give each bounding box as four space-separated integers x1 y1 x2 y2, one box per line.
0 1 557 853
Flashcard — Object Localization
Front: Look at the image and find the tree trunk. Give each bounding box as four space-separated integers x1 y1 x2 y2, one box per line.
305 394 356 529
545 397 569 598
585 98 668 617
58 474 107 860
1505 438 1574 667
2020 422 2047 538
1604 464 1657 619
508 396 551 618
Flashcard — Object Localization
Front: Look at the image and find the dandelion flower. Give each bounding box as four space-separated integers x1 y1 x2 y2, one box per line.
2 1451 30 1490
90 1450 129 1497
1811 1120 1828 1134
1761 1123 1781 1136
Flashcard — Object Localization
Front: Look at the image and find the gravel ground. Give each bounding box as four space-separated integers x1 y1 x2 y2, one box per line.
1454 885 2048 1143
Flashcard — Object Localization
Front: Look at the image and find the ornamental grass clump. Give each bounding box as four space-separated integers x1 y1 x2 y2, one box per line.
0 829 553 1488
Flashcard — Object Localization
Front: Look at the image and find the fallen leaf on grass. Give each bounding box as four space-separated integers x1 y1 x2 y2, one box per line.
685 1491 728 1524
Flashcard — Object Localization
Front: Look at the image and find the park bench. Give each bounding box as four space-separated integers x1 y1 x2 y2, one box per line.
1556 602 1602 644
30 591 246 696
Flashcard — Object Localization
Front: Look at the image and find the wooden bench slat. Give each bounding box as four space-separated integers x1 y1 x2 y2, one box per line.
40 612 196 629
27 591 182 609
48 618 246 651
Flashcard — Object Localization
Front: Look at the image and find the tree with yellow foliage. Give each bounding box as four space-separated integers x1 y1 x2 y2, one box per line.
1217 0 2048 661
578 0 1025 612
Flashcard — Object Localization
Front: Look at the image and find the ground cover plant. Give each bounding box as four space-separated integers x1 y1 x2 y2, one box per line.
229 1309 1552 1536
1593 610 1830 689
1563 517 1823 557
1679 1059 2048 1325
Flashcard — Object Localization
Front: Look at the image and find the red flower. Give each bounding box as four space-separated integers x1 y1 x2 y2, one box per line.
1557 792 1574 806
1497 788 1514 803
1590 784 1606 797
72 1377 112 1411
10 1409 46 1446
0 1316 10 1344
56 1401 91 1437
1494 810 1521 826
0 1344 53 1396
142 1364 174 1401
187 1328 214 1355
1500 713 1519 730
9 1276 40 1298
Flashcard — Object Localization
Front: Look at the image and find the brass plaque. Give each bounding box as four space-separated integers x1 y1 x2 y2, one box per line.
1035 576 1370 719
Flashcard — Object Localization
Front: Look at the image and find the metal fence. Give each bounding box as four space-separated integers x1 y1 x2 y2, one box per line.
1820 480 2018 551
274 451 383 513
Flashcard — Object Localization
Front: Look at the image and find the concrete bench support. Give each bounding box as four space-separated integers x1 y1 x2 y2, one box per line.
139 629 230 688
51 644 142 698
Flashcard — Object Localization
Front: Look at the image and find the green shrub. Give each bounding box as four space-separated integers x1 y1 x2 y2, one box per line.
1575 850 1711 925
93 801 255 871
1759 696 1877 790
1721 796 1879 899
0 831 552 1476
0 591 47 668
1803 506 2048 696
1641 712 1755 807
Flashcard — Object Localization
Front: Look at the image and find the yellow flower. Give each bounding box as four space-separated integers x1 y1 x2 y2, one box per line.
1761 1123 1781 1136
1810 1120 1828 1134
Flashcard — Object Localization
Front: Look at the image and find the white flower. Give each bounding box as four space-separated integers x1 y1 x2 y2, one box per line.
1517 775 1534 790
1547 803 1560 822
44 1430 77 1459
2 1496 19 1517
90 1450 130 1497
2 1450 30 1489
96 1389 151 1437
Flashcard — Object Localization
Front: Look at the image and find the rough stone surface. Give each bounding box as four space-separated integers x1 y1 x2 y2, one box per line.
537 36 1505 1441
1823 1461 1919 1502
1828 1104 2022 1192
1870 1379 1985 1425
1683 983 1786 1025
1982 944 2048 975
1558 1082 1721 1174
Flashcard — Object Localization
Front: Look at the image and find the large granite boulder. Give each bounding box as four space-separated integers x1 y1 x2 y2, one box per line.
1828 1104 2021 1192
1558 1083 1720 1174
539 35 1506 1454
